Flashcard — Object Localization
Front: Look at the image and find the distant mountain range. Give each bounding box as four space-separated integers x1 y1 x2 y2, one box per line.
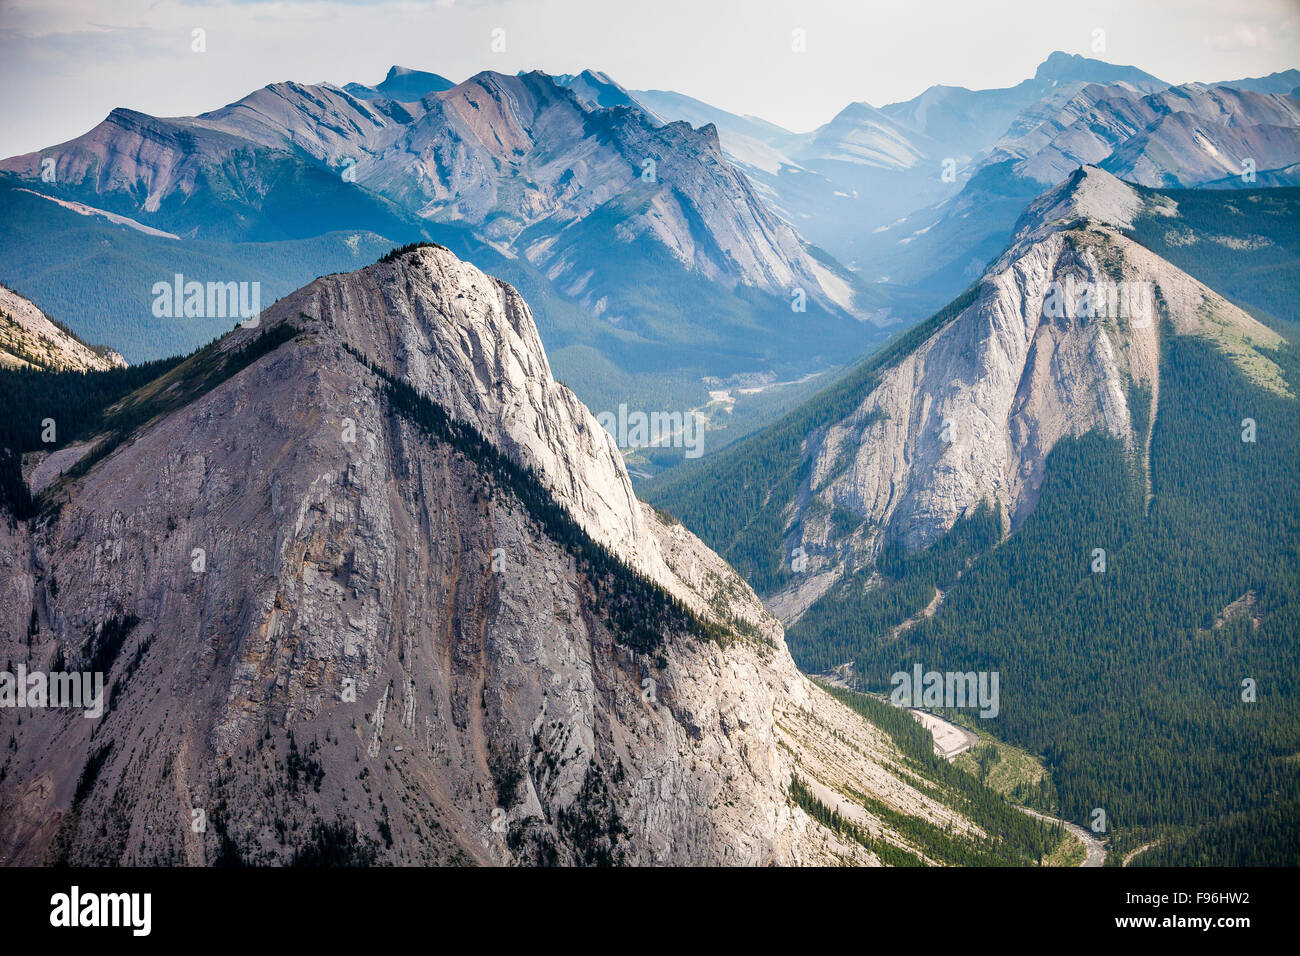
635 53 1167 273
818 64 1300 310
0 67 888 436
0 53 1295 462
638 53 1300 315
1212 68 1300 94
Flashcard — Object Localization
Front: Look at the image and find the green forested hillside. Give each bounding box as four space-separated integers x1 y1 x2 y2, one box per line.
0 183 666 416
645 184 1300 864
836 331 1298 862
0 180 886 440
642 285 979 593
781 330 1299 864
0 357 182 519
0 322 303 519
1126 185 1300 329
0 183 407 362
811 684 1070 866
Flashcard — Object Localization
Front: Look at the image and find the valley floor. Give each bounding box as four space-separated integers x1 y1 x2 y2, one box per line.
910 705 1107 867
814 673 1108 868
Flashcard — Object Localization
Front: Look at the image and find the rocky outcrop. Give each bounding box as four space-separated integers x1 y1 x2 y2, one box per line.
0 284 126 372
769 167 1286 607
987 83 1300 187
0 245 964 866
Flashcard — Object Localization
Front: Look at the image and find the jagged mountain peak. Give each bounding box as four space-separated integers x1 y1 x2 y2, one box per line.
384 65 425 80
452 68 642 117
344 65 455 101
0 240 972 866
252 242 673 590
833 100 885 119
0 61 874 402
1033 50 1165 89
554 69 643 112
1006 164 1143 251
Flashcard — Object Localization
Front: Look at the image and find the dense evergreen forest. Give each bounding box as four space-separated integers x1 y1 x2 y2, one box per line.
644 187 1300 865
1127 185 1300 329
788 331 1300 864
0 356 183 519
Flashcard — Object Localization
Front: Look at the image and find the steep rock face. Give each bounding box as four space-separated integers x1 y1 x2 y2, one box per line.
0 284 125 372
274 248 661 578
0 246 962 866
359 71 856 309
770 167 1285 610
0 71 860 316
806 231 1138 550
988 83 1300 186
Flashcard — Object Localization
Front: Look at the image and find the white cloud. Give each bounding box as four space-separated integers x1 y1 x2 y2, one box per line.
1 0 1298 158
1208 23 1266 51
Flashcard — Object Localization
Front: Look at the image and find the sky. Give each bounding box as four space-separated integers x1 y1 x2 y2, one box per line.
1 0 1298 157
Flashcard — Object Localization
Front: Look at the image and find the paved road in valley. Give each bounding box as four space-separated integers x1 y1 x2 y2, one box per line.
911 708 1107 867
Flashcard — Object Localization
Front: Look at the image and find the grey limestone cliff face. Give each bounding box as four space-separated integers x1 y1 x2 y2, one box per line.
771 167 1286 619
0 246 964 866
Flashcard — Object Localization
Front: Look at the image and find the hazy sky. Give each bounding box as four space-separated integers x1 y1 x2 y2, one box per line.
1 0 1297 157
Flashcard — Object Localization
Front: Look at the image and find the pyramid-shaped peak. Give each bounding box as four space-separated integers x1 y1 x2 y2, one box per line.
1013 165 1143 243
